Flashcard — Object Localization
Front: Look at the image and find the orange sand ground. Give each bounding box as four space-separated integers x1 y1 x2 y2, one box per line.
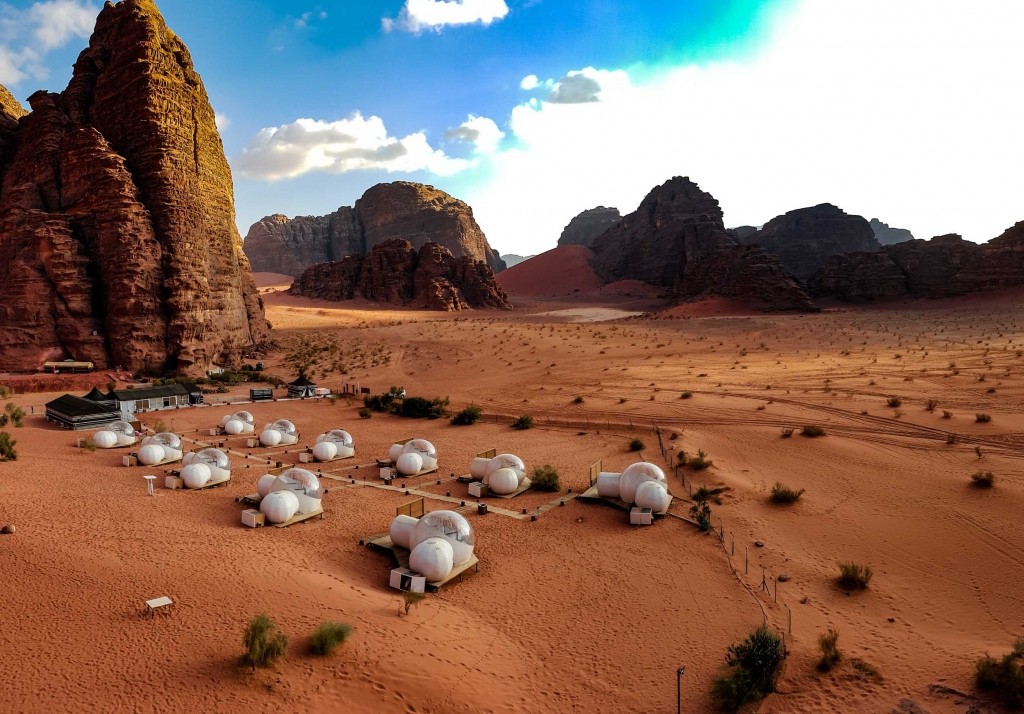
3 289 1024 713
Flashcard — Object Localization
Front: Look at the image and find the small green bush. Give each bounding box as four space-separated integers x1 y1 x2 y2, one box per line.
451 404 482 425
817 628 841 672
532 464 560 492
837 562 873 591
976 638 1024 708
886 396 902 408
358 407 372 419
512 415 533 430
152 419 168 434
4 403 24 427
242 614 288 669
310 621 353 656
711 626 785 712
926 399 938 411
690 487 712 532
398 396 449 419
572 395 584 404
681 391 693 399
0 431 16 461
942 410 952 419
802 425 826 437
770 482 805 504
628 438 645 452
971 471 995 488
976 413 992 423
403 591 425 615
689 450 713 470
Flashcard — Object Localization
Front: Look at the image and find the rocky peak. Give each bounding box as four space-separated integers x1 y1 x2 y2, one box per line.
557 206 621 247
749 204 879 281
869 218 914 245
0 85 26 122
0 0 268 374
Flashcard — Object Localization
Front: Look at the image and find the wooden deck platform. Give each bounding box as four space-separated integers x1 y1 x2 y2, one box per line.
365 534 479 591
578 486 672 516
183 477 231 491
274 507 324 528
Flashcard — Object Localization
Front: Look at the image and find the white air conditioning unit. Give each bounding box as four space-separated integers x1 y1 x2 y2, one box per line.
630 506 653 526
389 568 425 593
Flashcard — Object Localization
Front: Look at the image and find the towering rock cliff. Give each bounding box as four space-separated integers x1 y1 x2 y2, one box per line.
588 177 815 311
748 204 879 281
243 181 505 278
0 0 268 374
0 85 25 178
870 218 914 245
290 239 511 311
557 206 621 248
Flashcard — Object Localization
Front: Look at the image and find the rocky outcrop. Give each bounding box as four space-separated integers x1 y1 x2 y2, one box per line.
588 177 815 311
291 239 511 311
748 204 879 281
809 252 909 302
727 226 759 243
0 85 25 180
558 206 621 247
870 218 914 245
244 181 505 277
500 253 533 268
0 0 268 374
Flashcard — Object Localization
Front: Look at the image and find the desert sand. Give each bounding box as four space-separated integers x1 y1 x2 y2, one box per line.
2 287 1023 713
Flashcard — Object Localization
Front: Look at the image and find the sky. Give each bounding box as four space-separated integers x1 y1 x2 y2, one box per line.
2 0 1024 257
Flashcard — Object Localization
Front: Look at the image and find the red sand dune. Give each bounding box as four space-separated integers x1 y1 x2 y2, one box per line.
497 245 603 297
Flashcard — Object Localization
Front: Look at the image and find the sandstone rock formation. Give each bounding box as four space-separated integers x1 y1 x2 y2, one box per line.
557 206 621 248
588 177 815 311
747 204 879 281
0 85 25 176
500 253 533 268
811 226 1024 301
0 0 268 374
291 239 511 311
244 181 505 277
870 218 914 245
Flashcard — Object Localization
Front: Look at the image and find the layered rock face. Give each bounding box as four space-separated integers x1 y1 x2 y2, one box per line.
588 177 815 311
244 181 505 277
557 206 621 247
870 218 914 245
748 204 879 281
291 239 511 311
0 0 268 374
811 227 1024 301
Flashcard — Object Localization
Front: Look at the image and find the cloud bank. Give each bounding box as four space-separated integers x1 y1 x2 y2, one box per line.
383 0 509 34
0 0 97 84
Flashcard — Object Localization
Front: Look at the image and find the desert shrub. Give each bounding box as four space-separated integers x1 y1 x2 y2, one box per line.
152 419 168 434
364 386 405 412
628 438 645 452
572 395 584 404
711 626 785 712
0 386 10 398
780 427 794 438
851 658 882 681
451 404 482 425
242 614 288 669
403 591 425 615
81 439 97 452
976 413 992 423
836 562 873 591
0 431 16 462
802 425 826 437
681 391 693 399
0 413 6 427
689 450 713 470
4 403 24 427
942 410 952 419
397 396 448 419
106 381 116 392
358 407 372 419
817 629 841 672
532 464 560 492
926 399 938 411
886 396 902 408
310 621 353 656
975 639 1024 708
690 487 712 532
511 415 533 430
971 471 995 488
770 482 805 504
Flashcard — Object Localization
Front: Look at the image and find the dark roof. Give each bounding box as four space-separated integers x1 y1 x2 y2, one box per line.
289 375 316 387
82 387 107 401
46 394 120 418
111 384 189 401
103 390 117 400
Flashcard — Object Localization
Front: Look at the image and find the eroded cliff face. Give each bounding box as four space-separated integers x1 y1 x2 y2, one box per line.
0 0 268 374
588 176 815 311
557 206 621 248
243 181 506 278
290 239 511 311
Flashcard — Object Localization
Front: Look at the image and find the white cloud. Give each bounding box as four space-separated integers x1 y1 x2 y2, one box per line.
463 0 1024 255
235 113 470 180
383 0 508 33
445 114 504 154
0 0 97 84
214 112 230 131
519 74 538 91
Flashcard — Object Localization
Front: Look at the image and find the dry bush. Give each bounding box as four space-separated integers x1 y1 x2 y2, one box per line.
770 482 805 504
976 639 1024 708
310 621 353 656
837 562 873 591
802 425 826 437
976 413 992 423
817 629 841 672
242 614 288 669
971 471 995 488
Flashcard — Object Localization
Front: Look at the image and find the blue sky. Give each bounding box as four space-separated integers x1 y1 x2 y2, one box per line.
3 0 1024 257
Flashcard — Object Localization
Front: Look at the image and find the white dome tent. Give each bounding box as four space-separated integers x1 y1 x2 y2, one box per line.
138 432 184 466
92 420 139 449
221 411 256 435
259 419 299 447
583 461 672 525
467 450 532 497
385 509 478 585
180 448 231 489
312 429 355 462
386 438 438 477
255 468 324 526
